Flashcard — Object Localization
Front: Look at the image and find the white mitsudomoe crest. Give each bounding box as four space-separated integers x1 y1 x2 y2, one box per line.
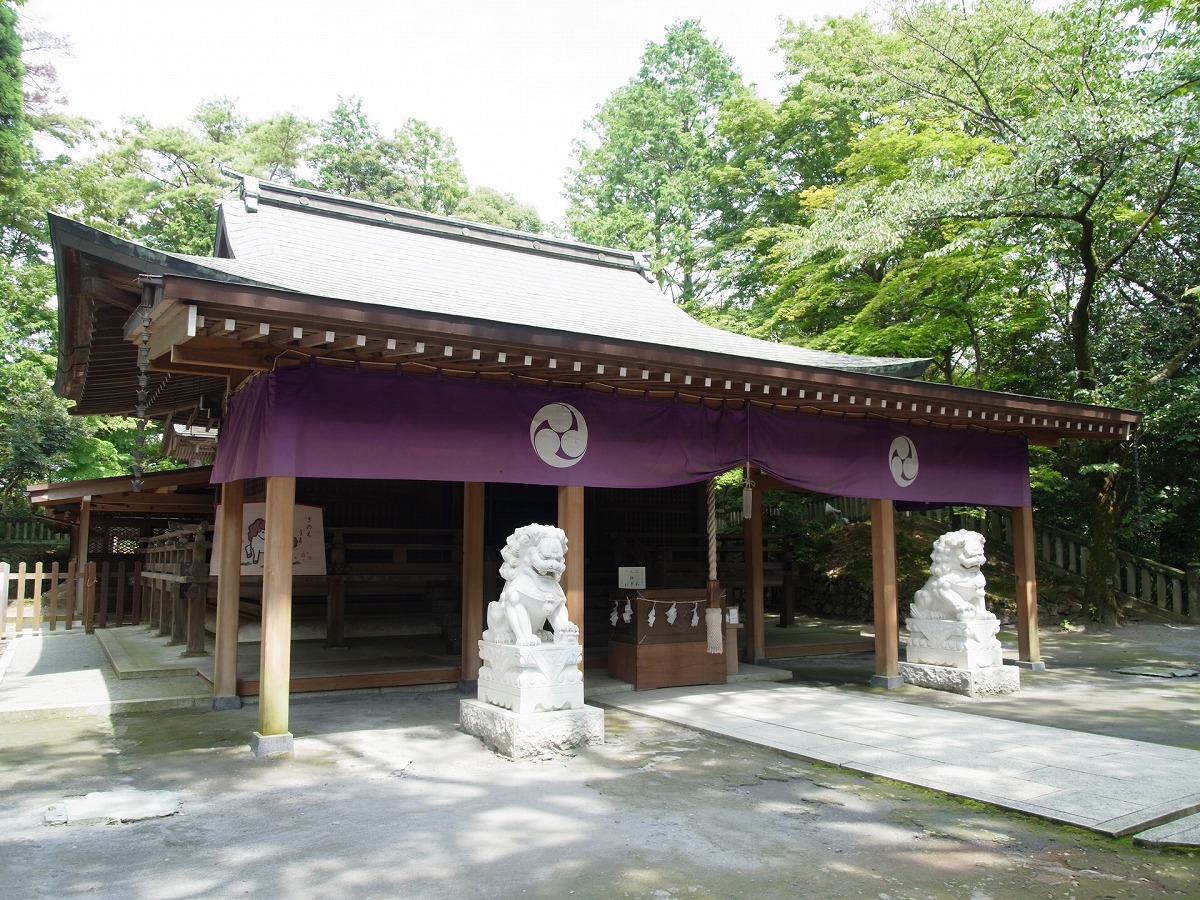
889 435 919 487
530 402 588 468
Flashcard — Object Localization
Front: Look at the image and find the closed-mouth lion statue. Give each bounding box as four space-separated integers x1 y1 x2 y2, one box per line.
482 523 579 646
909 529 993 621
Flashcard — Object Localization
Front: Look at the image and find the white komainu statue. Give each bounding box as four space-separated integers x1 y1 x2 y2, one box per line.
483 523 579 646
910 529 994 621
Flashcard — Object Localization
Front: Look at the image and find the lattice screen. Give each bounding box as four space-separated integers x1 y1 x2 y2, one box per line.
88 526 141 555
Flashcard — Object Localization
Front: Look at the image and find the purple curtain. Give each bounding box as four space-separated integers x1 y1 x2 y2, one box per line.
213 365 1030 506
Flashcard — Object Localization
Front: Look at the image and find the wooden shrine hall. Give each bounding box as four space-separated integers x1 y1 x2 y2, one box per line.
47 174 1141 752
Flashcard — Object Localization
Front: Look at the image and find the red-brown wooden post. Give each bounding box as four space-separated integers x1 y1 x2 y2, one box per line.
214 480 244 707
131 561 143 625
183 527 209 657
83 562 97 634
114 560 127 626
460 482 486 683
254 475 296 756
870 498 902 688
75 498 91 616
1012 505 1044 669
744 478 765 663
98 561 111 628
558 485 585 655
64 561 77 630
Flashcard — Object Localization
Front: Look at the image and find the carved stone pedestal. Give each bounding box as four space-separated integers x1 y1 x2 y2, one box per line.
477 639 584 714
905 617 1004 669
899 662 1020 697
460 699 604 759
462 637 604 758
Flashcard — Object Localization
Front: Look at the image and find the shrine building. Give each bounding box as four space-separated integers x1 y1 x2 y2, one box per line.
40 175 1141 752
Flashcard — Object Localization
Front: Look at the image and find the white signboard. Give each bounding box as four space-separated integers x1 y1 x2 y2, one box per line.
209 503 327 576
617 566 646 590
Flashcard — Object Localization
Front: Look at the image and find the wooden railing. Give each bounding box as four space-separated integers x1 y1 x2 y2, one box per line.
139 525 212 657
136 524 463 653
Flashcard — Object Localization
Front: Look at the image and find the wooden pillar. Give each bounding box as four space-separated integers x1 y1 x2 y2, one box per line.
255 476 295 755
75 497 92 614
185 583 208 656
779 539 796 628
870 498 902 688
326 529 346 649
744 479 765 663
169 538 186 644
83 562 97 633
1012 505 1043 667
213 480 244 706
460 482 486 683
557 485 585 652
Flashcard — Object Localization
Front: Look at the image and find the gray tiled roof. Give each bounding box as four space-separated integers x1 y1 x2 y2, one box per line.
196 183 930 379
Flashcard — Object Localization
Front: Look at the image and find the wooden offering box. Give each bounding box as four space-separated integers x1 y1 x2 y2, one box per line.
607 589 728 690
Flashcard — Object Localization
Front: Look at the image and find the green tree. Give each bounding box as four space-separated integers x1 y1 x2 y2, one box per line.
757 0 1199 620
0 0 29 189
453 186 544 232
83 97 315 255
710 12 1054 398
705 14 880 320
566 20 748 306
377 118 467 215
0 367 85 512
306 98 467 214
307 96 386 198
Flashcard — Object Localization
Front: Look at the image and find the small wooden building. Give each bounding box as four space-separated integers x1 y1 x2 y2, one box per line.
47 176 1140 750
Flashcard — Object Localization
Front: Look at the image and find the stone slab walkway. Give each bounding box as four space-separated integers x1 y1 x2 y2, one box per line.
597 680 1200 839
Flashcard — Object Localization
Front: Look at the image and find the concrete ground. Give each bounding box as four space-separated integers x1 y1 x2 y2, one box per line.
1 621 1198 899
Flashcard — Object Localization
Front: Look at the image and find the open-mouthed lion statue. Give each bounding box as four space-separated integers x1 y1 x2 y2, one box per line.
482 523 578 646
910 529 993 621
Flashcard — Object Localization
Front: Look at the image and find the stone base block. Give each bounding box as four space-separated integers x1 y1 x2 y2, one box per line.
459 698 603 759
1010 659 1047 671
211 695 242 711
906 617 1003 669
899 662 1020 697
477 639 584 714
250 731 295 758
478 679 584 714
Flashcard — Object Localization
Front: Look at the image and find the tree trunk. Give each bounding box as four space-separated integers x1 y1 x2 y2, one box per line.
1070 217 1122 624
1084 442 1121 625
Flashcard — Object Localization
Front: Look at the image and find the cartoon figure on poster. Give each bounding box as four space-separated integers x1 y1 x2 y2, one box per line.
244 518 266 566
209 503 326 576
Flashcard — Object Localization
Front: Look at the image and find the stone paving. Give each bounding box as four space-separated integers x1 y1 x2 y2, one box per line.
597 680 1200 840
0 628 210 721
2 622 1197 847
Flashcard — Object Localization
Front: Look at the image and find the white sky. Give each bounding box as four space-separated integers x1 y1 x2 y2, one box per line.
22 0 873 225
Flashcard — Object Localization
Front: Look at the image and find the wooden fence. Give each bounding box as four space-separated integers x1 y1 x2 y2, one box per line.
0 516 71 548
794 498 1198 620
2 558 148 638
2 560 85 636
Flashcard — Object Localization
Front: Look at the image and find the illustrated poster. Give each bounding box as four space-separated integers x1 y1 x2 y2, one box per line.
209 503 326 576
